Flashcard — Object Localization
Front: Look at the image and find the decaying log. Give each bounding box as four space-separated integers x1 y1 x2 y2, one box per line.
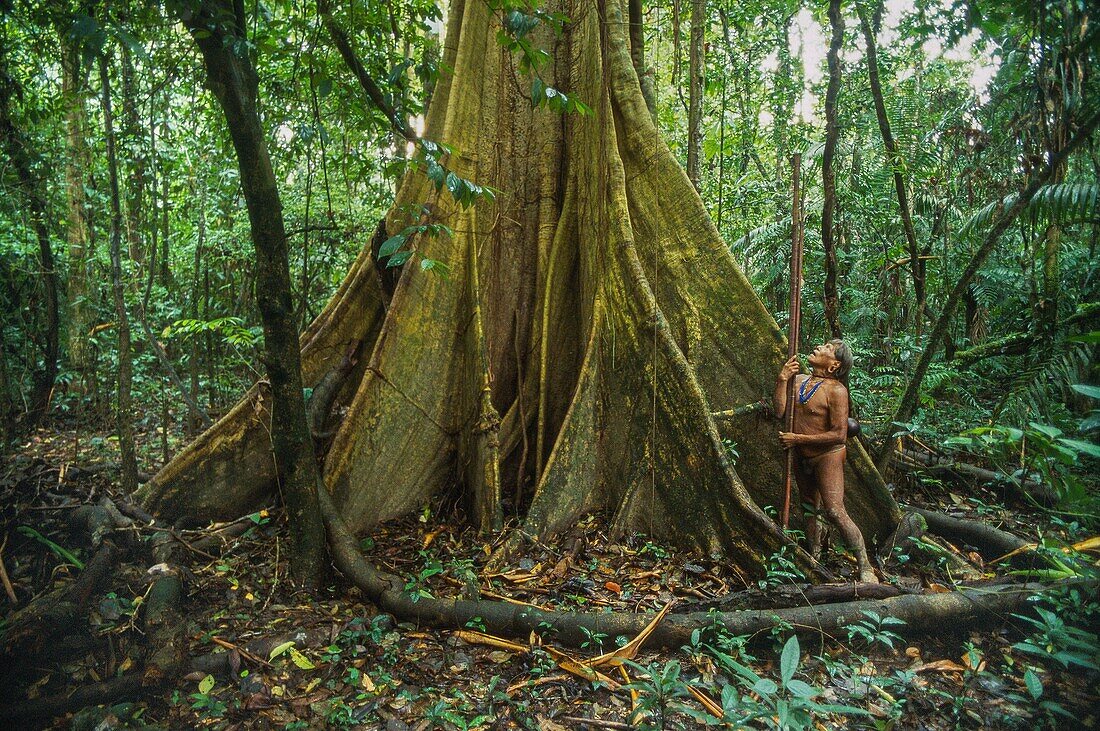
904 506 1030 560
896 448 1056 505
0 674 146 724
0 542 119 670
318 481 1045 649
141 533 187 686
684 581 912 613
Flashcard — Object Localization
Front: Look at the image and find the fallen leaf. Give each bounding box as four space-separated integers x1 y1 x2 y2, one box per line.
916 659 967 674
269 641 295 661
604 581 621 593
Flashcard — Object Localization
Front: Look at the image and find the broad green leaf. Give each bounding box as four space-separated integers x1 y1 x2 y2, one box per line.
1058 439 1100 459
378 234 406 258
387 250 414 268
198 674 215 694
780 635 799 685
269 641 295 660
752 678 778 696
1024 668 1043 700
1071 384 1100 399
289 648 316 670
786 679 819 698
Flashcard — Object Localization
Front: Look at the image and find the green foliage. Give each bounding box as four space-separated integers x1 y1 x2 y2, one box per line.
959 183 1100 238
844 610 907 651
704 635 870 729
16 526 84 568
757 545 805 590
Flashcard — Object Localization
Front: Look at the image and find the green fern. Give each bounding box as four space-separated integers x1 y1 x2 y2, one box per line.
960 182 1100 238
994 343 1091 421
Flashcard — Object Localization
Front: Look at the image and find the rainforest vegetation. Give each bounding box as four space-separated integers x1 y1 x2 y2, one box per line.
0 0 1097 728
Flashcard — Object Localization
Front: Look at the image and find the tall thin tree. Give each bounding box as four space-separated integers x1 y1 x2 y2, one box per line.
100 51 139 493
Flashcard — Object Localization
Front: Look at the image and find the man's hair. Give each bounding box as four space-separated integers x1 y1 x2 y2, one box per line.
829 339 853 384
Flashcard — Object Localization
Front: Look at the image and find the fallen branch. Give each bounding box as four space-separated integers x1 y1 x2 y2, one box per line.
0 542 119 669
896 448 1056 506
317 483 1046 648
0 673 146 724
903 506 1029 561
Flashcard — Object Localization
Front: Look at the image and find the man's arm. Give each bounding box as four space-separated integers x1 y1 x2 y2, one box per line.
774 356 800 419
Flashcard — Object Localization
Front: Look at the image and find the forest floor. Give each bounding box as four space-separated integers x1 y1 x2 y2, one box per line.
1 423 1097 730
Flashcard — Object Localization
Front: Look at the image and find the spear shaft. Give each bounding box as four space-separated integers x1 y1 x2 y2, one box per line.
782 153 803 528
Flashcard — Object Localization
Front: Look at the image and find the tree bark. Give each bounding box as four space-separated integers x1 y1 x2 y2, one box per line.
60 29 96 381
176 0 325 584
857 2 925 335
101 54 139 494
685 0 705 190
820 0 843 338
141 0 900 578
120 44 146 266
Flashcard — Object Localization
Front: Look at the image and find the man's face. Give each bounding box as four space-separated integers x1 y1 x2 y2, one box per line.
808 342 839 374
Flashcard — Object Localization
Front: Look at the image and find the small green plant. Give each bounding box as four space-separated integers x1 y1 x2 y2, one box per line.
403 550 444 602
639 540 670 560
721 438 740 465
844 610 907 651
189 674 227 719
464 615 487 632
579 626 607 651
758 545 805 590
705 635 869 729
1012 604 1100 670
622 659 696 730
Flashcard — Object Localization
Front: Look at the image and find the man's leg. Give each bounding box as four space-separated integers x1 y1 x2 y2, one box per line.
815 449 878 583
793 460 822 559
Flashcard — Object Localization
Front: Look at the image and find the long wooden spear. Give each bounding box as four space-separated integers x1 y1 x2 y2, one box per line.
781 153 803 528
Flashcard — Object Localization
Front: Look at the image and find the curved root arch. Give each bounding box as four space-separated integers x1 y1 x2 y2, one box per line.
138 0 899 578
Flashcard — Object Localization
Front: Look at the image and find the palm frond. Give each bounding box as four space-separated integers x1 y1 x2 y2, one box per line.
959 182 1100 238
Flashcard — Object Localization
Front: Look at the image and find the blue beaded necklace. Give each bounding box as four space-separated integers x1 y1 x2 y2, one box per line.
798 376 825 405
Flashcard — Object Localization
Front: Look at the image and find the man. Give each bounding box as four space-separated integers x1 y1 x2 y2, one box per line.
774 340 877 583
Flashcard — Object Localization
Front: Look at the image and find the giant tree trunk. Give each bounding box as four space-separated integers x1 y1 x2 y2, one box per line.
139 0 899 578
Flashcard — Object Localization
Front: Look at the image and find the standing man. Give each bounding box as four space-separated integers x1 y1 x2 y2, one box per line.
775 340 877 583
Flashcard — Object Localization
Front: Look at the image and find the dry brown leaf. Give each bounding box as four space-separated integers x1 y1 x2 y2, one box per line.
454 630 527 653
605 581 622 593
687 686 723 719
915 659 967 674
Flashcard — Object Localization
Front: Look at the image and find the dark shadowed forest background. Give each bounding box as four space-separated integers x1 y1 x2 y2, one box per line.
0 0 1097 728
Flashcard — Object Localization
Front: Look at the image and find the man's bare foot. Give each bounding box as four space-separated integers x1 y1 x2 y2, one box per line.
858 566 879 584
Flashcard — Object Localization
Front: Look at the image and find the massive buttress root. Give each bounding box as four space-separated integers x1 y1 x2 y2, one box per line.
138 0 899 577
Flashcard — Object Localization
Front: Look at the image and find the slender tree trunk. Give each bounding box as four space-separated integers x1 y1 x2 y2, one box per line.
820 0 843 338
120 46 146 267
61 32 96 383
0 66 60 432
100 54 139 493
857 2 925 336
685 0 705 190
177 0 325 584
